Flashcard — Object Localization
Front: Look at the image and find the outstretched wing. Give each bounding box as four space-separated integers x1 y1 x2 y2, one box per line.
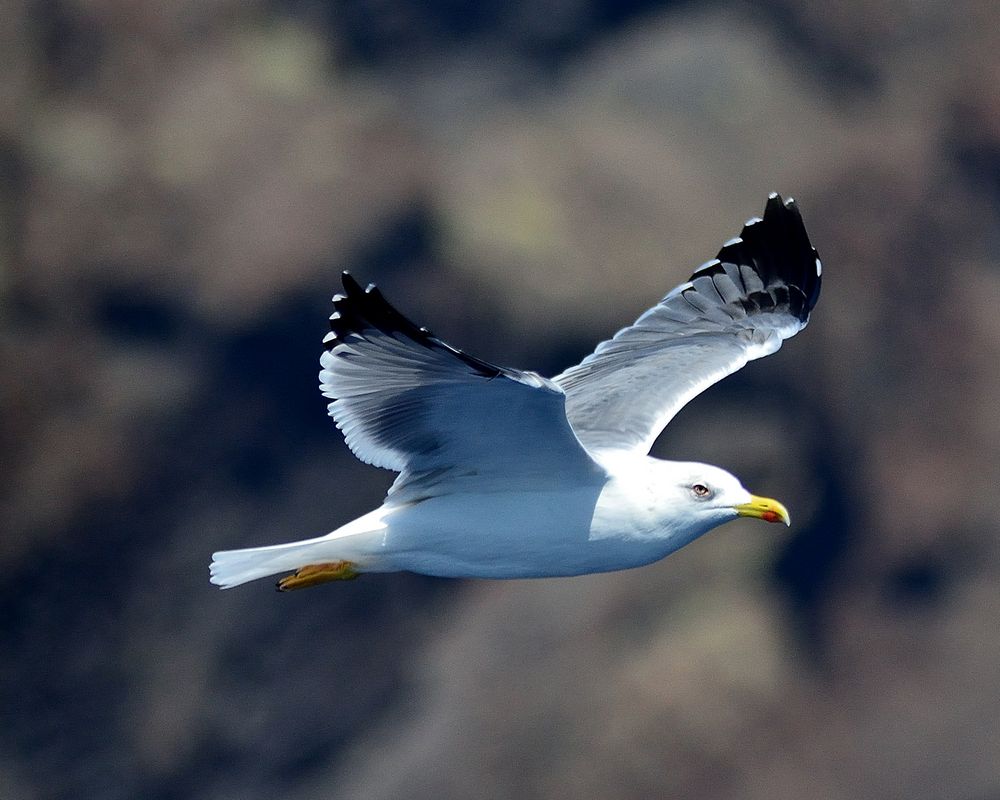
554 193 821 455
320 273 601 501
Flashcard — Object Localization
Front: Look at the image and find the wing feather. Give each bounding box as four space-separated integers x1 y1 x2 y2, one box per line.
554 193 821 454
320 274 601 501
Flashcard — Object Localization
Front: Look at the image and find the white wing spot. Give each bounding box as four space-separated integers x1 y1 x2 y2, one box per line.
816 258 822 276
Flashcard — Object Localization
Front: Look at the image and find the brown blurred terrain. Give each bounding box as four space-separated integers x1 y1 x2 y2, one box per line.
2 1 1000 798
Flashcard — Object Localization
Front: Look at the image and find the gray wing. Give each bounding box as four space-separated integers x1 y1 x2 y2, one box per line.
320 274 601 501
554 193 821 455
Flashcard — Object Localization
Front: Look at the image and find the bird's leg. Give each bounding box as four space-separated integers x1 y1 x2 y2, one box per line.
276 561 359 591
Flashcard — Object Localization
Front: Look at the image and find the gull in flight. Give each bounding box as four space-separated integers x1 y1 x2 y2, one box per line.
210 193 821 591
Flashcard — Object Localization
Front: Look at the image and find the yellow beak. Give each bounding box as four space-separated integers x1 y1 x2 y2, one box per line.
734 495 791 526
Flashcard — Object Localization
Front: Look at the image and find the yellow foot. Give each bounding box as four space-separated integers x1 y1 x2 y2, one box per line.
276 561 359 592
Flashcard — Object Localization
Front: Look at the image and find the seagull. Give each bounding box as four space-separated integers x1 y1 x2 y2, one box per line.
210 193 821 591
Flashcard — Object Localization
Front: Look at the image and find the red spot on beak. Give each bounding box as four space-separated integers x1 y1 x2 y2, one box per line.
761 510 782 524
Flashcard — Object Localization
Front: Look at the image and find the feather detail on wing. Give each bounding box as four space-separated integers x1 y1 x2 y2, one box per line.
554 193 821 455
320 273 601 502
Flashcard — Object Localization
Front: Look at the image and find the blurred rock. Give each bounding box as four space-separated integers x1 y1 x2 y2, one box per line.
2 0 999 798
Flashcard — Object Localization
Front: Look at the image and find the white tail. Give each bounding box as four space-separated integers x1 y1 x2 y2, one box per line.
209 509 389 589
210 539 325 589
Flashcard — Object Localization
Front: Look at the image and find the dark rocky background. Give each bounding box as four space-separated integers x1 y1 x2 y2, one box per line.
2 1 999 798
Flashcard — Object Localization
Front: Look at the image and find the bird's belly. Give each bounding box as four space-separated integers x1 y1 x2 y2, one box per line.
378 488 673 579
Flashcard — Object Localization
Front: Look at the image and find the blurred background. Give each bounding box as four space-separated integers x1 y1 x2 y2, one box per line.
2 0 999 798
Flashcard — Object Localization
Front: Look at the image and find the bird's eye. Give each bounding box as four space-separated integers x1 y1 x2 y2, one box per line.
691 483 711 498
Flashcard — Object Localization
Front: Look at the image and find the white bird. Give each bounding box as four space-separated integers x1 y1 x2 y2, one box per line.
210 193 821 591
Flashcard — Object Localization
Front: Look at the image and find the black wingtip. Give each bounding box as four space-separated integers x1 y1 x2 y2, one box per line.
686 193 821 323
341 271 363 295
729 192 821 319
330 272 411 342
323 274 507 378
763 192 799 222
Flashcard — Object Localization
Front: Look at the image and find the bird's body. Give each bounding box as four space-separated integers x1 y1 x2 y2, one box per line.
210 193 820 590
374 458 761 579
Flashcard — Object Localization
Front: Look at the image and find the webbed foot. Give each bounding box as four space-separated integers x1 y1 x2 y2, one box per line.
276 561 359 591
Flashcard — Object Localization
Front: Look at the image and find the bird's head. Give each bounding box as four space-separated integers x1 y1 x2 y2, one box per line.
665 461 790 532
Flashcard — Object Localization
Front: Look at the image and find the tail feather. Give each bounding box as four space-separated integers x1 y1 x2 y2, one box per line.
210 540 327 589
210 509 389 589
